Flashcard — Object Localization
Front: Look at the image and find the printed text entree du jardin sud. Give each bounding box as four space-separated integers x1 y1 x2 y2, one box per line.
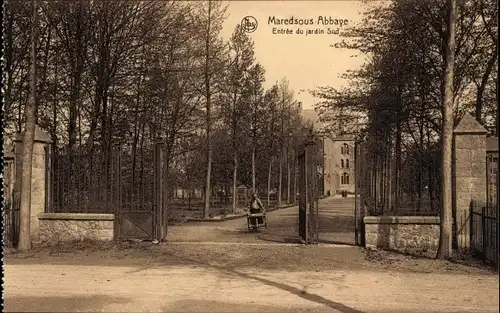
268 16 349 35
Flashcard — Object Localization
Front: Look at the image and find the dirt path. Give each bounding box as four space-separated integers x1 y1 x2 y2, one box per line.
167 203 301 243
167 196 357 245
4 243 498 313
317 196 357 245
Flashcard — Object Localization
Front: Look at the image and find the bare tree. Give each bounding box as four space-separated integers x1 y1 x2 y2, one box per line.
277 78 294 207
18 0 38 252
3 1 31 137
437 0 457 259
245 63 266 193
195 0 228 218
224 24 255 213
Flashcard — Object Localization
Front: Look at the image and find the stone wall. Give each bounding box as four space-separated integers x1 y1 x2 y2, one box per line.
38 213 114 245
363 216 440 253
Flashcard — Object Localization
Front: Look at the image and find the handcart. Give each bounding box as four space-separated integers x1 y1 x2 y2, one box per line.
247 208 267 232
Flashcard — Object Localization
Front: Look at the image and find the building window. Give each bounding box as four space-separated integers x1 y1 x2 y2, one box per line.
346 159 349 168
341 143 349 155
341 159 344 168
341 173 349 185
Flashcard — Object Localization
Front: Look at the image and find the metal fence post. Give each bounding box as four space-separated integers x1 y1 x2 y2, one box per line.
482 206 486 261
44 145 51 213
153 141 163 242
469 203 473 250
113 146 122 241
354 140 358 245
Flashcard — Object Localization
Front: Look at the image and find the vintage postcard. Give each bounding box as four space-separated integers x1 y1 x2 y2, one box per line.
2 0 498 312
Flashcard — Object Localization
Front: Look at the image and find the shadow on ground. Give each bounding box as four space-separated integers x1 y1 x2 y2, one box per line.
3 295 130 312
162 253 366 313
164 299 337 313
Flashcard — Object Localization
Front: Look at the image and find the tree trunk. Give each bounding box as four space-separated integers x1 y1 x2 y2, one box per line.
17 67 26 133
203 0 213 219
232 150 238 214
395 117 402 210
3 5 14 124
418 121 424 212
267 158 272 207
18 0 38 252
68 56 82 158
51 54 59 156
381 151 386 209
162 162 170 241
287 146 291 204
252 145 256 193
161 147 172 241
278 148 283 207
437 0 456 259
387 149 390 208
293 153 298 204
475 54 496 123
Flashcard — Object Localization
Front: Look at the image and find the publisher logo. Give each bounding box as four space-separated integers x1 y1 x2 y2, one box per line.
242 16 258 33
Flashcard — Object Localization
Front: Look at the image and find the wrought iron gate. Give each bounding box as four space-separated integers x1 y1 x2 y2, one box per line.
113 142 166 241
298 133 319 244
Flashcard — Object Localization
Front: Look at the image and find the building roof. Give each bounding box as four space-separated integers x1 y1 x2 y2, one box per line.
301 109 325 129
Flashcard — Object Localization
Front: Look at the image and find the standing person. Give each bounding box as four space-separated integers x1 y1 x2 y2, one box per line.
250 193 264 212
249 193 265 226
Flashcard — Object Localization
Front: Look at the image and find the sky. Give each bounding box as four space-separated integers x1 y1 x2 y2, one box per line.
221 0 368 110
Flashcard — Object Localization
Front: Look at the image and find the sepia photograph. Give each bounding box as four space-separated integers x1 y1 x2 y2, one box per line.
2 0 499 312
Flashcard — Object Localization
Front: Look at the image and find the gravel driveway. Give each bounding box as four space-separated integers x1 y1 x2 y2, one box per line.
4 242 498 313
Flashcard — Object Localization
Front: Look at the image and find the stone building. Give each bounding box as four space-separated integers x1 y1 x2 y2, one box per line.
301 109 357 196
323 135 356 195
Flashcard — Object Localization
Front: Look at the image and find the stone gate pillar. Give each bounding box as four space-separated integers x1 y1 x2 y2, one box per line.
452 113 487 250
13 125 52 244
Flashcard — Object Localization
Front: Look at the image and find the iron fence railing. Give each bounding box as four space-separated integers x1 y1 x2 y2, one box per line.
2 200 19 248
470 200 498 265
47 146 156 214
47 150 115 213
486 152 498 208
358 141 441 217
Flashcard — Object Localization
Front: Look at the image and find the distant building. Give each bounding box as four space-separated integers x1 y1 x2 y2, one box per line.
323 135 355 195
301 109 357 196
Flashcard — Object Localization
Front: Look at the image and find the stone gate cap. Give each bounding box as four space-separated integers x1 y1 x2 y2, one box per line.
453 113 488 135
14 124 52 143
